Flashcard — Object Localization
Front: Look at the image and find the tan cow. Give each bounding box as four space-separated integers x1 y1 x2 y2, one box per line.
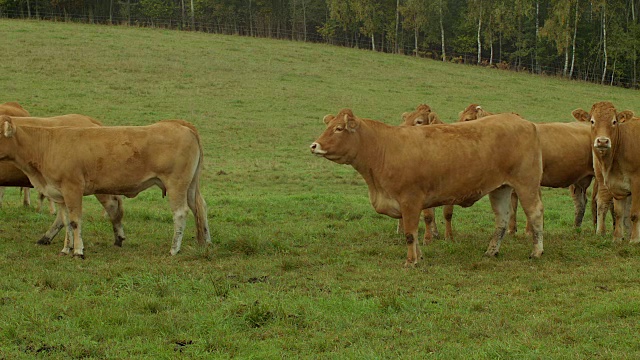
310 109 544 266
400 104 444 126
572 102 639 242
0 117 210 257
0 115 126 249
0 101 39 209
397 104 453 243
458 104 595 235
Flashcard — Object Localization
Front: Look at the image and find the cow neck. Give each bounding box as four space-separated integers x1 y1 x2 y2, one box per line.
595 125 622 181
10 126 48 174
348 119 396 189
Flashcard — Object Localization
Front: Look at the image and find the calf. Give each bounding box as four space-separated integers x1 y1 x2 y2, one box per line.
0 117 210 257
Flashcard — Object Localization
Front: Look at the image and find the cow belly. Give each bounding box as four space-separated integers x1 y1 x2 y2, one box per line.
86 177 165 198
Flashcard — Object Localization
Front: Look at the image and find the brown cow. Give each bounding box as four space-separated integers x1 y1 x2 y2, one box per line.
0 117 210 257
0 102 37 209
0 115 126 250
572 102 638 242
458 104 595 235
400 104 444 126
310 109 544 266
397 104 453 243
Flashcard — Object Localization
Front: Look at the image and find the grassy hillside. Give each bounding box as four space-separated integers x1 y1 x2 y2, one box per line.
1 19 640 358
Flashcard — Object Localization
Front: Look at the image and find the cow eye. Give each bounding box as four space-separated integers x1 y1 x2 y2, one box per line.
415 119 423 125
590 119 595 125
335 126 344 133
612 119 618 126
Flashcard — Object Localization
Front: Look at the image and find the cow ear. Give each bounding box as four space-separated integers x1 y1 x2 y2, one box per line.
401 112 409 121
618 110 635 123
323 114 335 125
476 106 489 118
417 104 431 113
571 109 590 123
1 116 15 138
344 113 359 132
428 113 442 124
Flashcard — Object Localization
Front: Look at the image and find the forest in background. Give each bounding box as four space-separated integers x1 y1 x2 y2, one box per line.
1 0 639 89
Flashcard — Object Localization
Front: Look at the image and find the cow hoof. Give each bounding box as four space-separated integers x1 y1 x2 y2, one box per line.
629 239 640 245
529 251 543 259
37 237 51 245
403 260 417 268
72 254 85 260
170 249 179 256
483 250 498 257
58 252 67 256
114 236 125 247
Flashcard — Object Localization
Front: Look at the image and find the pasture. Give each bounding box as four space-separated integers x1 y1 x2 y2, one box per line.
1 19 640 358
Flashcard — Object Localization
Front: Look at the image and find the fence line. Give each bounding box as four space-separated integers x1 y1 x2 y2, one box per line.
1 10 637 90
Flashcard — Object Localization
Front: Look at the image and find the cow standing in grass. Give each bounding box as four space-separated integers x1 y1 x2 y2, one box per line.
572 102 638 242
0 114 126 249
310 109 544 266
0 117 210 257
459 104 595 236
397 104 453 243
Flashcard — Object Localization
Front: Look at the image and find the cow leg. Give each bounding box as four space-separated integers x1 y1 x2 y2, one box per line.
48 196 56 215
95 194 126 247
52 204 73 255
443 205 454 241
612 197 628 242
166 185 190 255
571 176 592 228
37 192 56 215
515 186 545 258
628 192 640 244
484 186 512 257
37 209 66 245
422 208 437 245
396 219 403 235
591 180 599 232
60 192 84 258
507 192 518 234
400 206 421 267
22 187 30 207
187 179 211 245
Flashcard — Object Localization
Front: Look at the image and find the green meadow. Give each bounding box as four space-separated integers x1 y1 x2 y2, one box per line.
1 19 640 358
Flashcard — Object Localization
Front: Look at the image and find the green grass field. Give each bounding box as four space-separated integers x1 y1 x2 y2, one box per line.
1 19 640 358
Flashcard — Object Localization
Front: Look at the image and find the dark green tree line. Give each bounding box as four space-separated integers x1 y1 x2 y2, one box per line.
1 0 639 88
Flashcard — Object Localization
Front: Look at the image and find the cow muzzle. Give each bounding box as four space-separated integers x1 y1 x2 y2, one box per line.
310 142 327 156
594 137 611 150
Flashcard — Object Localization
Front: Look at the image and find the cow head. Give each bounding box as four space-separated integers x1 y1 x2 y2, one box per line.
572 101 635 156
310 109 361 164
458 104 491 122
400 104 442 126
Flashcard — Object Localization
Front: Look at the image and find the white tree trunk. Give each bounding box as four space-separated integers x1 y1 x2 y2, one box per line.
477 4 482 64
190 0 196 30
601 7 607 84
440 0 446 61
569 0 578 78
395 0 400 53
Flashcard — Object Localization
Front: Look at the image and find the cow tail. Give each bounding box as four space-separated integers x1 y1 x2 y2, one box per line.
190 125 210 245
